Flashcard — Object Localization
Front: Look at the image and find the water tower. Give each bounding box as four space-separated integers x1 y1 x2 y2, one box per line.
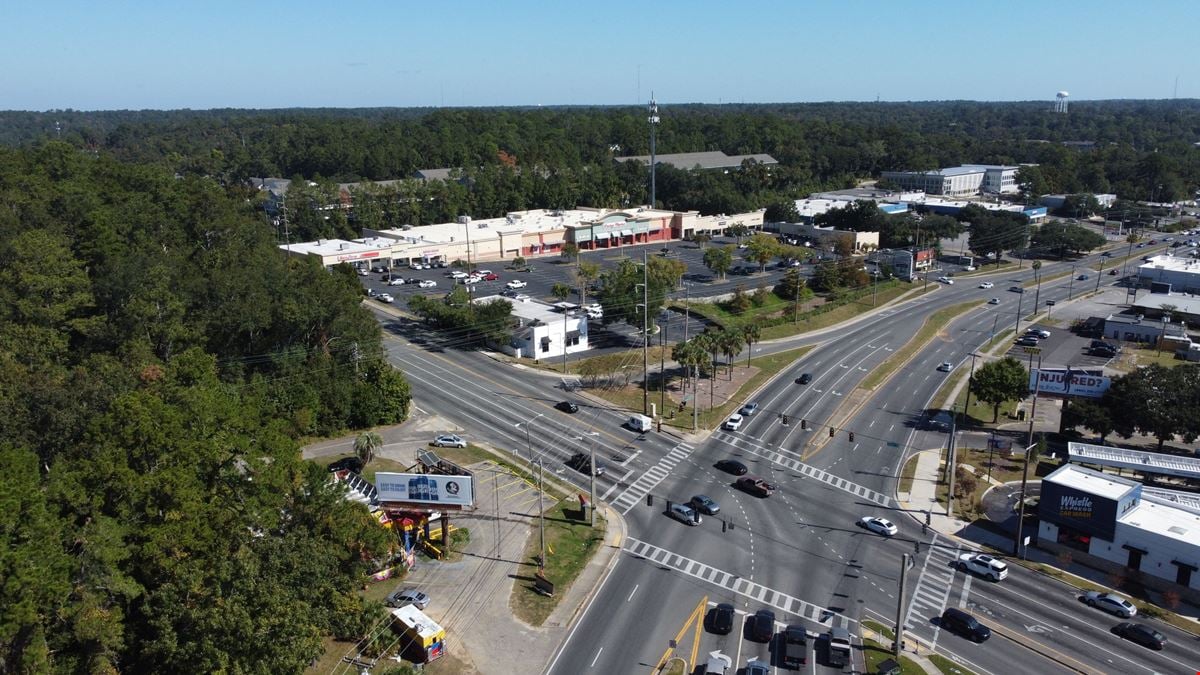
1054 91 1069 114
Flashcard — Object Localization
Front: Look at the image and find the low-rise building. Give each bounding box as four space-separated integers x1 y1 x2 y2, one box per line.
767 222 878 253
278 237 396 268
614 150 777 171
477 295 589 360
1137 255 1200 293
1103 313 1188 344
881 164 1021 196
1039 193 1118 210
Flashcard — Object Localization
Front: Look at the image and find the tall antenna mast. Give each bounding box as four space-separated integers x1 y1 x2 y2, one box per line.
648 94 660 208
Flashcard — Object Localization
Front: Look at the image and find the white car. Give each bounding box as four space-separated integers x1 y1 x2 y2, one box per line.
450 271 468 279
987 297 999 305
937 361 953 372
409 262 425 270
668 503 701 526
465 275 483 284
357 268 369 276
513 294 530 302
432 434 466 448
506 280 527 289
723 414 744 431
937 276 954 285
389 277 406 286
857 516 898 536
979 281 994 289
418 280 437 288
376 293 394 304
957 553 1009 581
476 269 493 276
1083 591 1137 618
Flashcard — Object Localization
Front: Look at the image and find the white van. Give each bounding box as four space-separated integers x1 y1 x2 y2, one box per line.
627 414 652 433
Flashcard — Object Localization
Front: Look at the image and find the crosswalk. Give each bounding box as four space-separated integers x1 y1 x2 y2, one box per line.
610 442 694 514
624 537 854 628
903 534 961 649
714 432 895 508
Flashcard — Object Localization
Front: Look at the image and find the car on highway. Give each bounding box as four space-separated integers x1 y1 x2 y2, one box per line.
689 495 720 515
418 280 437 288
566 452 604 476
709 603 736 635
1083 591 1137 618
979 281 994 289
1015 335 1039 346
1101 251 1112 257
957 553 1009 581
1009 285 1024 293
744 659 769 675
937 276 954 284
988 297 999 304
824 627 852 668
555 400 579 414
386 588 431 610
376 293 394 303
940 608 991 642
739 402 760 416
432 434 466 448
715 459 748 475
736 476 776 497
1077 274 1090 281
723 414 744 431
857 516 898 536
795 373 813 385
668 502 701 526
749 609 775 642
1113 622 1166 650
937 361 953 372
506 280 527 289
781 624 808 668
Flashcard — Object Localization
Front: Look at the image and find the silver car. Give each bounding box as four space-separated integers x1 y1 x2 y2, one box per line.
386 588 431 610
433 434 466 448
668 503 701 526
1083 591 1137 618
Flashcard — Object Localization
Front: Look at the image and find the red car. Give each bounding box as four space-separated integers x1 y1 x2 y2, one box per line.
484 273 499 281
736 476 776 497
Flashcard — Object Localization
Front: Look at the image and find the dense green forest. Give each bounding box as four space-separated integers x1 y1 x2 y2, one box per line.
0 143 410 672
3 101 1199 242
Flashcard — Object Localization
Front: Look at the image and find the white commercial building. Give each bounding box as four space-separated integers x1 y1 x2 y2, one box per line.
1137 254 1200 293
477 296 589 360
881 165 1021 196
1038 464 1200 602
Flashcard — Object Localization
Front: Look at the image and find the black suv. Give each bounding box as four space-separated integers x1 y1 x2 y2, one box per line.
566 453 604 476
940 608 991 642
328 457 364 474
749 609 775 642
709 603 735 635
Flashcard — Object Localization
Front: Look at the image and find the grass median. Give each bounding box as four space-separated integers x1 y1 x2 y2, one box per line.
511 499 607 626
860 300 982 391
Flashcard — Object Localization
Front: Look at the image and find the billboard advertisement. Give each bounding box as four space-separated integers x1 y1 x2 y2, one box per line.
1038 479 1120 540
1029 368 1110 398
375 472 475 507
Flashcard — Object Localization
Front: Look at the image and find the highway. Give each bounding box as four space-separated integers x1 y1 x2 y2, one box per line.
370 241 1200 674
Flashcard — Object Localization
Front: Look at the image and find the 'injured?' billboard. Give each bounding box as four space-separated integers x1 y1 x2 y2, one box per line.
375 473 474 507
1030 369 1110 398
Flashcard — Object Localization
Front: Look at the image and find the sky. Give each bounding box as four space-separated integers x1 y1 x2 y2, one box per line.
3 0 1198 111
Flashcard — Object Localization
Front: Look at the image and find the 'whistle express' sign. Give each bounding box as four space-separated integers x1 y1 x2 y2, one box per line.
1029 368 1110 398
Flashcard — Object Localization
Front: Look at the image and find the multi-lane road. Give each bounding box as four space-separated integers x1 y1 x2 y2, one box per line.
368 241 1200 674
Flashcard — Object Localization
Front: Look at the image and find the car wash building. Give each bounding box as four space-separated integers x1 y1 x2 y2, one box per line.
1038 464 1200 602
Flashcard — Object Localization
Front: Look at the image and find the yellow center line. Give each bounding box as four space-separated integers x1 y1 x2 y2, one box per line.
652 597 707 672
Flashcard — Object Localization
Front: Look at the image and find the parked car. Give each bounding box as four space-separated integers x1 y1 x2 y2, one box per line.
484 273 499 281
358 267 369 276
715 459 748 475
367 288 379 298
1112 622 1165 650
432 434 466 448
739 402 760 416
709 602 736 635
1083 592 1137 618
566 452 604 476
418 280 437 288
450 271 468 279
1015 336 1039 346
386 588 431 609
506 280 527 289
979 281 994 289
857 516 898 536
371 265 388 273
389 277 406 286
795 373 813 385
689 495 720 515
376 293 394 303
957 553 1009 581
1026 328 1051 339
749 609 775 642
940 608 991 642
668 503 701 526
555 400 579 414
723 414 744 431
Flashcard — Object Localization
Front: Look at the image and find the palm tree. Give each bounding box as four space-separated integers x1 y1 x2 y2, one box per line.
741 323 762 367
354 431 383 467
718 329 745 379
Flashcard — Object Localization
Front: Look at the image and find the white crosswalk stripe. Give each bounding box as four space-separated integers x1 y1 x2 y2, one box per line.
624 537 855 628
902 534 961 650
713 432 895 507
610 443 694 514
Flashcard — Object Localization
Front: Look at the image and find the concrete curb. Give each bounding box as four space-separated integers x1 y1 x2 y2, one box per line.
759 284 938 347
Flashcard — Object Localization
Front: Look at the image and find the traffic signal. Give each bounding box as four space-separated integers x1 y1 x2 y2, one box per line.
801 419 808 430
848 432 855 442
646 495 653 507
782 415 790 426
829 427 835 438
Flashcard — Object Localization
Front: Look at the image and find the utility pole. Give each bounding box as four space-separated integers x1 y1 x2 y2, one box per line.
1095 256 1104 293
1014 353 1042 558
648 95 659 208
1013 286 1025 336
562 310 570 373
894 553 913 657
963 352 979 420
641 249 650 416
659 309 667 418
947 406 958 518
589 435 598 527
538 460 546 570
692 364 699 432
794 277 801 325
682 284 690 341
1067 264 1076 300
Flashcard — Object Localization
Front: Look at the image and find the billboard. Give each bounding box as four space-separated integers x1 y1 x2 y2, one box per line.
1038 479 1120 540
1029 368 1110 398
375 472 475 507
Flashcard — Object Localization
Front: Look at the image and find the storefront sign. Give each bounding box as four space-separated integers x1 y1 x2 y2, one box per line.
335 250 382 262
1039 480 1119 540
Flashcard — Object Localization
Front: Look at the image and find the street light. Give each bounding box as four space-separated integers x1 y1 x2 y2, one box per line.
514 413 544 464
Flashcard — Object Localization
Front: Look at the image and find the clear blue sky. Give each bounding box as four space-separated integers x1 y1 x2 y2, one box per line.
3 0 1197 110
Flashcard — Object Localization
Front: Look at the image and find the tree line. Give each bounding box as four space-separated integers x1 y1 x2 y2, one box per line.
0 142 411 672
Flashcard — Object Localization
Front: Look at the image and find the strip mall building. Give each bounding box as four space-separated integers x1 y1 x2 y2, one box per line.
280 206 765 268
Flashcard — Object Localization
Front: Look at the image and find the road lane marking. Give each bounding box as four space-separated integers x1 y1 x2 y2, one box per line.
589 647 602 667
626 584 638 602
958 575 972 608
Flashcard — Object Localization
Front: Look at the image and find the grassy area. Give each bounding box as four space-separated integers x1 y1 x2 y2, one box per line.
862 619 895 642
929 653 977 675
757 284 927 341
661 657 687 675
1113 345 1186 371
934 448 1062 519
952 385 1019 428
860 637 924 675
898 453 920 496
511 499 607 626
860 301 981 391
